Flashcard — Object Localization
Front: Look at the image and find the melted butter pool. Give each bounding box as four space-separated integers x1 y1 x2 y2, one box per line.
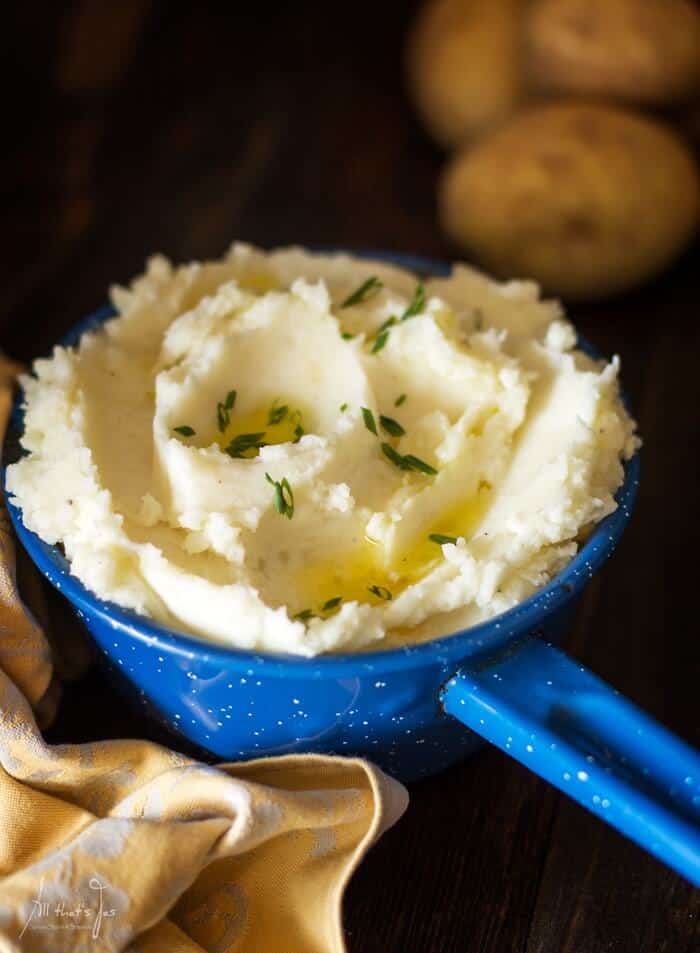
216 400 307 457
292 484 492 616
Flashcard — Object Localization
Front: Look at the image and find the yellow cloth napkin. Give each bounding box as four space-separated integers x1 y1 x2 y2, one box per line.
0 361 408 952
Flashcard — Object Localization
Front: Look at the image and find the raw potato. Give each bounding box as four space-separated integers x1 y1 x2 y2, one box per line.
526 0 700 105
406 0 524 148
439 103 700 300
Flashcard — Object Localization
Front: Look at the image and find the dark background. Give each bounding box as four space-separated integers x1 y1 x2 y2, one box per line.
1 3 699 951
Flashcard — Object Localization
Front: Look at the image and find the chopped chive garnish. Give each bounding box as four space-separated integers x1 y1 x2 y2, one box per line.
267 402 288 425
340 402 348 412
401 282 425 321
265 472 294 519
341 331 354 340
379 414 405 437
225 432 267 458
341 276 383 309
380 442 438 475
367 283 424 354
370 315 397 354
293 423 304 443
322 596 342 612
361 406 378 436
395 393 407 407
381 442 409 470
173 425 195 437
217 389 237 432
377 315 397 334
371 330 390 354
295 608 314 622
429 533 458 545
367 584 392 601
402 453 438 476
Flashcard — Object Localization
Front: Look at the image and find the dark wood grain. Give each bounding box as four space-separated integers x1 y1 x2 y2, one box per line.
2 3 699 951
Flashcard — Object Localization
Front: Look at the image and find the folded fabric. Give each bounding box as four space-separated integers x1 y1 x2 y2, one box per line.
0 358 408 952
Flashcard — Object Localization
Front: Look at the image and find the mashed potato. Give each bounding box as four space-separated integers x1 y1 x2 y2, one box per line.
7 245 638 656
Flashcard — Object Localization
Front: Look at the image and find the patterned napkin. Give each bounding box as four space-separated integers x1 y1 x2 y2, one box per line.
0 359 408 952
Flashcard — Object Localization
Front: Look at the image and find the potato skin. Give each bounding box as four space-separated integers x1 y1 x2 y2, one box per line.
406 0 524 148
439 103 700 300
526 0 700 105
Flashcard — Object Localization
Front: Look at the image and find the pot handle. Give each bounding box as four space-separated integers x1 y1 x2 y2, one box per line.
441 637 700 886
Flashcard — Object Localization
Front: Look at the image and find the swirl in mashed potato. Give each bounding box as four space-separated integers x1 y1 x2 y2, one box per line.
7 245 639 656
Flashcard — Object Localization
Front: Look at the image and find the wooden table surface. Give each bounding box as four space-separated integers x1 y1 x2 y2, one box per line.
2 3 699 951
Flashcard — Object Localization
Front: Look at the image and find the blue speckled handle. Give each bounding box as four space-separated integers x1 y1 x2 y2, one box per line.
442 638 700 886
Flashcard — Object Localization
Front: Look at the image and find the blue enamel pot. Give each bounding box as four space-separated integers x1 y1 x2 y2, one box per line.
5 252 700 887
